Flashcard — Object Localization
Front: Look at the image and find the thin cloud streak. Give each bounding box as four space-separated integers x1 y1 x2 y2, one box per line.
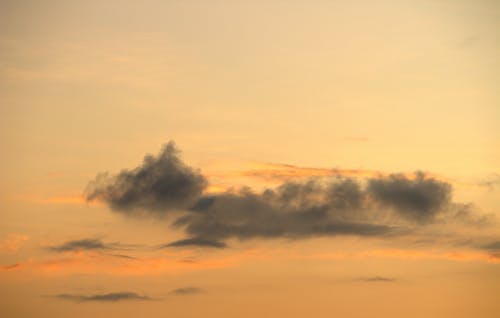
48 238 135 253
53 292 153 302
163 237 227 249
3 246 499 277
356 276 396 282
1 263 22 270
170 287 203 295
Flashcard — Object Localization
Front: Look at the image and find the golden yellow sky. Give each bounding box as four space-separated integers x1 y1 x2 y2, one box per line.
1 1 499 317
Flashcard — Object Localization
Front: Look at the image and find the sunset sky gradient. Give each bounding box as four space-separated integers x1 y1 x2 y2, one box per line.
1 1 499 317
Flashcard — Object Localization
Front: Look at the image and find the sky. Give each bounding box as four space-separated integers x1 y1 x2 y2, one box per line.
0 0 499 317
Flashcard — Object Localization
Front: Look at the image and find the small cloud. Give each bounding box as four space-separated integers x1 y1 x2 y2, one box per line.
170 287 203 295
108 254 138 260
162 237 227 249
480 241 500 251
52 292 153 302
48 238 132 252
478 173 500 190
48 239 109 252
356 276 396 282
178 259 198 264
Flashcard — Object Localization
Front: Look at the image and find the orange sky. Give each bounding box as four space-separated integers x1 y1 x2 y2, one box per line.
1 1 499 317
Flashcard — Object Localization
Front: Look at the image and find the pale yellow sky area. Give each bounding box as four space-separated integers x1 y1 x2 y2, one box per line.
1 0 499 317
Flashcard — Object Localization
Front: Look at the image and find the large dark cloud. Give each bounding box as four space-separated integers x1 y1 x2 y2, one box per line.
171 179 400 243
86 142 470 247
53 292 152 302
183 174 452 241
85 141 207 215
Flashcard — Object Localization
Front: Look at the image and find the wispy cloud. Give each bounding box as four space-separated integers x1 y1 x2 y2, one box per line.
48 238 131 253
239 162 380 183
480 241 500 251
3 245 499 277
1 248 261 275
356 276 396 282
477 173 500 190
163 238 227 249
53 292 153 302
170 287 203 295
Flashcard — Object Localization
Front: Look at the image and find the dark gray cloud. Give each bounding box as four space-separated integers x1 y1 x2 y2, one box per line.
356 276 396 282
171 179 401 243
367 172 451 223
176 190 397 241
53 292 152 302
163 237 226 249
87 142 478 247
85 141 207 216
170 287 203 295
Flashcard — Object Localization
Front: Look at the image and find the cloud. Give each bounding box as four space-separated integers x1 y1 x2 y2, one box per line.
174 176 436 242
170 287 203 295
478 173 500 190
240 162 380 183
85 141 207 216
86 142 486 247
0 248 268 276
48 238 128 252
356 276 396 282
367 172 451 223
176 189 397 242
53 292 153 302
480 241 500 251
109 254 138 260
163 237 227 249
